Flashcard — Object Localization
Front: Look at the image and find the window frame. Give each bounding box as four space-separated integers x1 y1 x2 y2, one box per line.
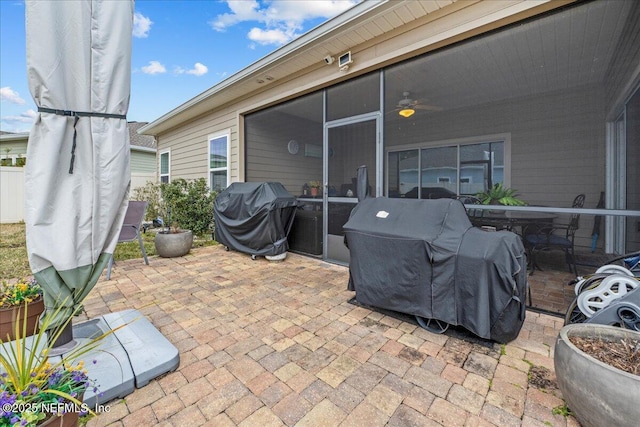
208 130 230 192
385 133 511 196
159 150 170 183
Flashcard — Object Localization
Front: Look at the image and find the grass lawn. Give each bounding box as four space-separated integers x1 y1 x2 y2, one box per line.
0 223 217 280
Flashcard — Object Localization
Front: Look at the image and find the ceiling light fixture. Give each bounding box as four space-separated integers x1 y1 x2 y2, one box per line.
398 108 415 118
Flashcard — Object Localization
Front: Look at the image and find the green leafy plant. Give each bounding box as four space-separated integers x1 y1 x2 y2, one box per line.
308 181 322 189
159 178 216 236
0 301 125 426
132 181 163 223
476 183 527 206
0 279 42 308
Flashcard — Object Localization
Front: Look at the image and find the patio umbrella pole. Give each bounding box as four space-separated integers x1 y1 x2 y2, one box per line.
47 321 76 355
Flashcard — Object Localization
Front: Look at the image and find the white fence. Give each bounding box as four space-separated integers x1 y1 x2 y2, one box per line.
0 167 155 223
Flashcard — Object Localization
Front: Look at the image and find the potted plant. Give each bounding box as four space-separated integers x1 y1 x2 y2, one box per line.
1 148 12 167
308 181 322 197
554 323 639 427
0 302 119 426
15 155 26 167
0 279 45 341
153 178 215 258
154 207 194 258
476 183 526 206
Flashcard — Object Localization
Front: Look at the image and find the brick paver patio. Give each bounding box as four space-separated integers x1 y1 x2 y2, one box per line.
83 245 579 426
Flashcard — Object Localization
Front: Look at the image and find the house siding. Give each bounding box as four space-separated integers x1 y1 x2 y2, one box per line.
131 150 156 173
156 111 238 184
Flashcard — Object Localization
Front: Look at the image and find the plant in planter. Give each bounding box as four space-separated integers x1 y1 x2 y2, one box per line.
554 323 640 427
154 178 215 258
15 154 26 167
308 181 322 197
0 302 118 426
0 279 44 341
476 183 527 206
0 148 12 167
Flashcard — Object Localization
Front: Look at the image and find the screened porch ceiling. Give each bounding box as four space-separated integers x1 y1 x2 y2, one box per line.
277 0 632 125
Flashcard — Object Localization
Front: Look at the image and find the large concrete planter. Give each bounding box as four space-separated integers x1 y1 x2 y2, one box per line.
155 230 193 258
554 324 640 427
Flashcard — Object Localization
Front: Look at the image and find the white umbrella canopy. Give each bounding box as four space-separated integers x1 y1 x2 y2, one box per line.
25 0 134 329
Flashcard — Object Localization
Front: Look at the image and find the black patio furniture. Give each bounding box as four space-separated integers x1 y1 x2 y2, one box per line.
525 194 585 274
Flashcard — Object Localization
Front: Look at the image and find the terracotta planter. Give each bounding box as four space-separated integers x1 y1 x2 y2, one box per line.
0 298 45 341
554 324 640 427
38 391 84 427
39 411 80 427
310 187 319 197
155 230 193 257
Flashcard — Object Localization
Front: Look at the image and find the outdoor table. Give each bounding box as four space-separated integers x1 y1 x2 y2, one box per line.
470 211 557 236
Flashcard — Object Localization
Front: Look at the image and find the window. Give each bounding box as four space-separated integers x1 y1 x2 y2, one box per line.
159 151 170 183
388 139 505 197
209 132 229 192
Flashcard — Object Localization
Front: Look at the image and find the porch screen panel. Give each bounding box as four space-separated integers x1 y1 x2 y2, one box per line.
326 72 379 121
626 87 640 252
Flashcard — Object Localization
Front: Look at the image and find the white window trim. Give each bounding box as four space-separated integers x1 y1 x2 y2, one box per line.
208 130 231 190
159 149 170 183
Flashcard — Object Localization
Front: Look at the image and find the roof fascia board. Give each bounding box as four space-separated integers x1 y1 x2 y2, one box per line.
131 145 157 153
0 133 30 142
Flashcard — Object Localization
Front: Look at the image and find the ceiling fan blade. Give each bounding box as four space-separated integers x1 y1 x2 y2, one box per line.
414 104 442 111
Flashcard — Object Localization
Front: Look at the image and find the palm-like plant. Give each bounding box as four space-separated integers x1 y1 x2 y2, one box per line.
476 183 527 206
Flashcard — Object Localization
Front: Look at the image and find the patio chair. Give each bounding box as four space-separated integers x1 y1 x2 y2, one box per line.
456 195 483 217
106 200 149 280
525 194 585 274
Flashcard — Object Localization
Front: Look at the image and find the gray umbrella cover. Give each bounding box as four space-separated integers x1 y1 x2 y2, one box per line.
25 0 133 327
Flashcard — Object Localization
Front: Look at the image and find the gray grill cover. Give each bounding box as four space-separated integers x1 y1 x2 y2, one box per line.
214 182 297 256
344 197 526 343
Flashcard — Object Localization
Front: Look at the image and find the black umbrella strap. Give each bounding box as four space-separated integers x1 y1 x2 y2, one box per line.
38 107 126 174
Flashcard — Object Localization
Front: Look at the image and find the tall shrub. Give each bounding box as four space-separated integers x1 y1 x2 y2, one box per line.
132 181 162 222
160 178 216 236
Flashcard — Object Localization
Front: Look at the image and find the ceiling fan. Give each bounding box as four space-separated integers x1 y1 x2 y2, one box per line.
391 91 442 118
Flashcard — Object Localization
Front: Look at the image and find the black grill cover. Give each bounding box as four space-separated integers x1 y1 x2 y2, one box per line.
344 197 526 343
214 182 297 256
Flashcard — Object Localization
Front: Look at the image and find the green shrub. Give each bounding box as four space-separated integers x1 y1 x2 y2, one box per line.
132 181 163 222
160 178 216 236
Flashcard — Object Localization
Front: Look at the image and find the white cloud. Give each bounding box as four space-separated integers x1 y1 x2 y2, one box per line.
0 109 37 133
141 61 166 75
186 63 208 76
247 27 293 46
175 63 209 76
133 12 153 38
210 0 358 46
0 87 26 105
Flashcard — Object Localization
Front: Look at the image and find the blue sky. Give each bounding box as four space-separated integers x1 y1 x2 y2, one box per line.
0 0 359 133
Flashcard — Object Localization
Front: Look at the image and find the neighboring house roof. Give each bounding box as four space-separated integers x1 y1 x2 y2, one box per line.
128 121 156 150
0 123 156 151
0 132 30 142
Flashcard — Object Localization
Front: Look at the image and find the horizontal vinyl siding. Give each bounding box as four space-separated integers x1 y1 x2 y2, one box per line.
0 141 28 158
157 111 238 184
130 151 156 173
245 117 322 195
